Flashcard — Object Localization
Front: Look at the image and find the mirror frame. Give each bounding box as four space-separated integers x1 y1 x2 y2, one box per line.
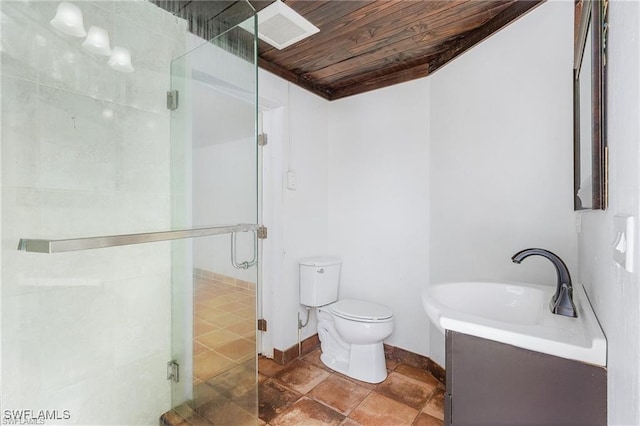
573 0 608 210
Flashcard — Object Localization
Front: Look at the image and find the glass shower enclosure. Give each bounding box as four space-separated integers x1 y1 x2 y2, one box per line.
1 1 258 424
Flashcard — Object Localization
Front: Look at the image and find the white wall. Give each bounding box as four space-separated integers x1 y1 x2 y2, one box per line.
429 1 577 365
258 71 330 352
578 1 640 424
259 73 431 357
260 2 578 366
192 137 257 281
327 79 430 356
191 61 257 282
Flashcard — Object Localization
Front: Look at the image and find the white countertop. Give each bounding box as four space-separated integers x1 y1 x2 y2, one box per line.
422 281 607 367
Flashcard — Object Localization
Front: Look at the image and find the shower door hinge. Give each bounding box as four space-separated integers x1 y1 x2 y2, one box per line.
258 318 267 332
167 90 179 111
167 360 179 383
258 133 268 146
257 225 268 240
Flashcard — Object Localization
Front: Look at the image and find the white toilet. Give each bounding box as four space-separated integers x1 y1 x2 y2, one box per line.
299 257 394 383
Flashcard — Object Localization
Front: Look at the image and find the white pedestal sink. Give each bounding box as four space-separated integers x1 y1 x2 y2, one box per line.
422 281 606 366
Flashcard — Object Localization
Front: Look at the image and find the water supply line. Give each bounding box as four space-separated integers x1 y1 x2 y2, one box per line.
297 306 311 356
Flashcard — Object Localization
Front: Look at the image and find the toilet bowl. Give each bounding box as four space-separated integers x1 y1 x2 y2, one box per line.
299 257 395 383
317 299 393 383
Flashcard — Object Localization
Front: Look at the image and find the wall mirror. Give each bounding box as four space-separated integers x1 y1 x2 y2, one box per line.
574 0 608 210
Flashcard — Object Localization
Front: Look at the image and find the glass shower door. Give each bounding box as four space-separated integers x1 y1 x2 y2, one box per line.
168 10 259 423
1 1 258 424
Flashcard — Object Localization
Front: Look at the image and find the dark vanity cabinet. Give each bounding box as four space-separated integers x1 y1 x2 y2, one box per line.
445 331 606 425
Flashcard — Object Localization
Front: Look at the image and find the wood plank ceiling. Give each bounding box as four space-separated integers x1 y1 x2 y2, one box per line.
156 1 544 100
250 0 543 100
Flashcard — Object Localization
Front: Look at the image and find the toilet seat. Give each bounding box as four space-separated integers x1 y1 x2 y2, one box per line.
329 299 393 322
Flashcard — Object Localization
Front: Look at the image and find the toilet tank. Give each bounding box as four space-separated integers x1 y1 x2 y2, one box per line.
299 257 341 307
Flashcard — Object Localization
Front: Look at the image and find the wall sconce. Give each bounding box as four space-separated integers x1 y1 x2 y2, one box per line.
50 2 86 37
108 46 134 72
82 26 111 56
50 2 134 73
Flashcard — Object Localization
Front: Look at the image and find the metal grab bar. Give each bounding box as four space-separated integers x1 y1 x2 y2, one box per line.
17 224 259 254
230 229 257 270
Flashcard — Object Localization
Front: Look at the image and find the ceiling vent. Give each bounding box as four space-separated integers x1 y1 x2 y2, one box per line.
248 0 319 50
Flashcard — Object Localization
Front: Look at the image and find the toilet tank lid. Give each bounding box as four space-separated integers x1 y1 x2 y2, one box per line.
299 257 342 267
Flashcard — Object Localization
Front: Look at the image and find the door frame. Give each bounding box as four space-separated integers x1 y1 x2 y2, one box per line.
258 98 284 358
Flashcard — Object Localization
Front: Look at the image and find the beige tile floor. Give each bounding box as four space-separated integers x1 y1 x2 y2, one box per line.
162 273 445 425
162 273 260 425
192 273 257 385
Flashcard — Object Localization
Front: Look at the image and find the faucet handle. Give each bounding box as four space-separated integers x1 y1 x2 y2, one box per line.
549 283 577 318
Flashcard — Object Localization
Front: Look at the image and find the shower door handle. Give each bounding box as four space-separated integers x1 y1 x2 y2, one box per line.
18 224 258 253
230 229 257 270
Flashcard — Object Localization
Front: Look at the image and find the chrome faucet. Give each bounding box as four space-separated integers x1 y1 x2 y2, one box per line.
511 248 577 318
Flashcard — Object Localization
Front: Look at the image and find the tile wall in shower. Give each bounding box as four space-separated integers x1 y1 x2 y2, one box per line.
1 1 186 423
